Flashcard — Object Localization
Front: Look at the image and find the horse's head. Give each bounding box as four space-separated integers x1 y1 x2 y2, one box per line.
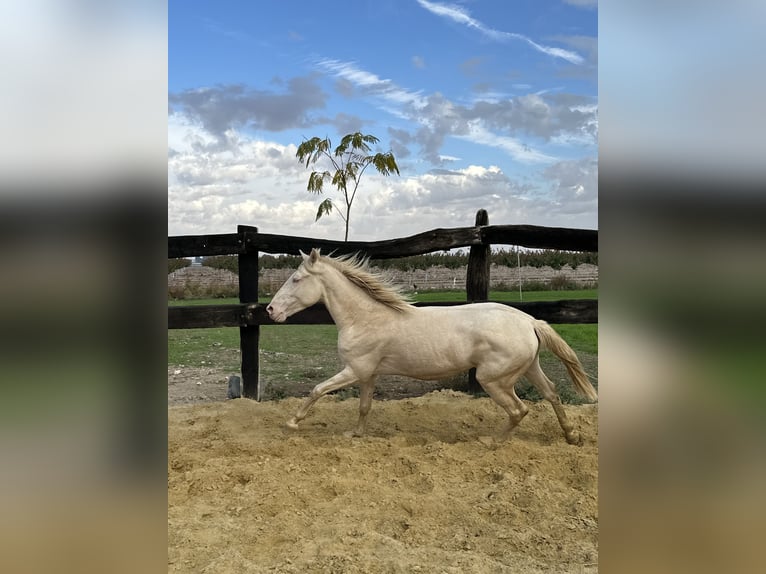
266 248 325 323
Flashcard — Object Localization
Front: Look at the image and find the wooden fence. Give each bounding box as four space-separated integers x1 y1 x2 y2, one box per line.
168 209 598 400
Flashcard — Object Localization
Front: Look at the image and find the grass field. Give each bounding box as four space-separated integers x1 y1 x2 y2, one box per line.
168 289 597 402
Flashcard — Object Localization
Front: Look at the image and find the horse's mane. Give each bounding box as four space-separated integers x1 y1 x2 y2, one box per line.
322 253 413 312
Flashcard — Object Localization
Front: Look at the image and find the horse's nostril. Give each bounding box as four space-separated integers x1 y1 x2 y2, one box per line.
266 304 273 313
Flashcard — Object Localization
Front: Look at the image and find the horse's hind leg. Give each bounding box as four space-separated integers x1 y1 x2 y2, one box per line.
477 371 529 441
286 367 358 430
524 358 582 445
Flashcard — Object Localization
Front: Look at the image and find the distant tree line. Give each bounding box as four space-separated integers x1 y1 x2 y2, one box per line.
372 249 597 271
177 248 596 275
168 258 191 273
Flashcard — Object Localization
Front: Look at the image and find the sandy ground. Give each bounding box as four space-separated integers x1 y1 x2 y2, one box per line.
168 391 598 573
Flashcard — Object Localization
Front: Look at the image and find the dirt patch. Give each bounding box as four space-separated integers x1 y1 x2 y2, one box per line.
168 392 598 573
168 367 232 405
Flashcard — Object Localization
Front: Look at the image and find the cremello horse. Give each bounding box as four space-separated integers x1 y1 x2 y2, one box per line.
266 249 597 444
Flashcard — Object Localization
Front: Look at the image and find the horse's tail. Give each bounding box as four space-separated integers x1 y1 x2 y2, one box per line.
533 320 598 402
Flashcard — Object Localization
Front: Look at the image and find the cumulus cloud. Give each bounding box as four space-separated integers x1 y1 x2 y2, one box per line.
542 156 598 217
168 76 328 149
355 161 596 236
471 93 598 143
168 119 597 239
412 93 472 164
388 127 414 159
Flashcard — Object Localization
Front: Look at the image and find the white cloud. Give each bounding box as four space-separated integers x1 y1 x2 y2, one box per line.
416 0 584 65
314 58 595 165
541 156 598 217
458 122 558 164
315 58 426 107
168 121 596 239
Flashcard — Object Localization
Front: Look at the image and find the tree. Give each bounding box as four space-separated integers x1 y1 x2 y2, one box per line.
168 257 191 274
296 132 399 241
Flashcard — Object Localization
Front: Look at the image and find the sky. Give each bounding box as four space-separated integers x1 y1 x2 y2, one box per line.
169 0 598 242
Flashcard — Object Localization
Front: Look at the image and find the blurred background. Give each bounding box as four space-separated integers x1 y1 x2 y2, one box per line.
0 1 764 572
0 1 167 573
599 1 766 572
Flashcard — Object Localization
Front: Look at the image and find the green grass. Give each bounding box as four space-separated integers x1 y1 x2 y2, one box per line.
167 328 242 371
414 289 597 303
548 324 597 355
167 288 597 307
259 324 341 383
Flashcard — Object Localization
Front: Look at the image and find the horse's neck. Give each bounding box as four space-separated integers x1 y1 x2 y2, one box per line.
320 267 389 329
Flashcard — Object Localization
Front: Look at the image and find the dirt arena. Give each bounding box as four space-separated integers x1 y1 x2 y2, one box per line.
168 391 598 573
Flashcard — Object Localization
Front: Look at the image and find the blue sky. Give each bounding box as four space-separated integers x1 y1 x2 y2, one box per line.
169 0 597 240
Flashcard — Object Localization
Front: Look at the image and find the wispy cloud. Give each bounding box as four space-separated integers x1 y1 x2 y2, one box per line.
416 0 584 65
315 58 426 107
458 121 558 164
314 56 594 165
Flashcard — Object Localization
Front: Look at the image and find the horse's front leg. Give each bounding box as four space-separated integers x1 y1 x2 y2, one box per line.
286 368 358 430
346 377 377 437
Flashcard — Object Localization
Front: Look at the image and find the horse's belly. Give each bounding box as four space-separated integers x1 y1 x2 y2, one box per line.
375 335 476 379
376 357 468 380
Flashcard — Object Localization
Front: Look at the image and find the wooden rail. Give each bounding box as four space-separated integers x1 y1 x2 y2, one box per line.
168 210 598 399
168 222 597 258
168 299 598 329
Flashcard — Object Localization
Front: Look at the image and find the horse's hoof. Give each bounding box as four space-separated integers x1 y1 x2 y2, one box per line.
566 430 583 446
343 429 363 438
285 419 299 430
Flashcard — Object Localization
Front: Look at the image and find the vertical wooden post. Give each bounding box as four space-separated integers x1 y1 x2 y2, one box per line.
466 209 490 393
238 225 260 400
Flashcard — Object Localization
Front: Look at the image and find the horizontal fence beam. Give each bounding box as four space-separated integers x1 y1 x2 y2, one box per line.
169 224 597 259
480 225 597 253
168 233 240 258
168 299 597 329
249 227 483 258
167 304 246 329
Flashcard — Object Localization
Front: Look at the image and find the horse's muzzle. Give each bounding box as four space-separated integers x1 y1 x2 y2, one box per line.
266 304 286 323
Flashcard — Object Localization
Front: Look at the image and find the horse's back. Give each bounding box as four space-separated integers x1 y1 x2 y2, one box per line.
416 302 535 330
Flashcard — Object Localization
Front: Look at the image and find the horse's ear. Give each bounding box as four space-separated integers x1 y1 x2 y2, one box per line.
309 248 320 263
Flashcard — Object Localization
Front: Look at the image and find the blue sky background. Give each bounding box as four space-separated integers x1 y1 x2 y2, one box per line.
169 0 597 240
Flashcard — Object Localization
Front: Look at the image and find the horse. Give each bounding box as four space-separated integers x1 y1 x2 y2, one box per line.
266 249 597 444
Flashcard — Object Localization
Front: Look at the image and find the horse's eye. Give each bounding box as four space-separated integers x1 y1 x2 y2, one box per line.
292 276 301 283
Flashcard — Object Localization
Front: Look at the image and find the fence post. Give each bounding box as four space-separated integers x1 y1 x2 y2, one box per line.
466 209 490 393
238 225 260 400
